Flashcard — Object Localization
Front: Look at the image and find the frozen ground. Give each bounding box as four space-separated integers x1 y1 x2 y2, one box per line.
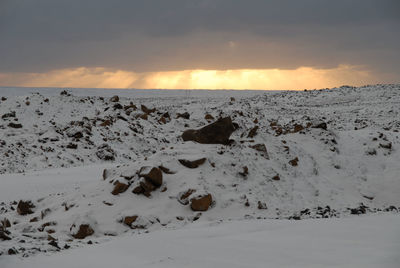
2 214 400 268
0 85 399 266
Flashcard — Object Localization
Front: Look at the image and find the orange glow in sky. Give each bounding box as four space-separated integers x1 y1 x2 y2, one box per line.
0 65 379 90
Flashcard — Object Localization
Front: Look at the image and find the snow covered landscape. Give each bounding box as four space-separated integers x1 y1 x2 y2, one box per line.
1 85 400 267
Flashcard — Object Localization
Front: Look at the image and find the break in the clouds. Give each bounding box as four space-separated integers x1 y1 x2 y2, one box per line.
0 0 399 88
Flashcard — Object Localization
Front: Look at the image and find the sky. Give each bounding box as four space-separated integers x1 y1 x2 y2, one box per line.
0 0 399 90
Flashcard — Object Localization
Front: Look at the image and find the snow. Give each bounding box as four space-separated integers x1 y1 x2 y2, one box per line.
2 214 400 268
1 84 400 266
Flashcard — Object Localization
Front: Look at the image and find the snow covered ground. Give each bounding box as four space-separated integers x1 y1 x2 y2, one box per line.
2 213 400 268
1 85 399 266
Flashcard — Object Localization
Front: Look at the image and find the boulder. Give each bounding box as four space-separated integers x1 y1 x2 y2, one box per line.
178 158 206 168
139 167 163 187
17 200 35 215
190 194 213 211
110 95 119 102
182 117 235 145
111 181 129 195
8 122 22 129
72 224 94 239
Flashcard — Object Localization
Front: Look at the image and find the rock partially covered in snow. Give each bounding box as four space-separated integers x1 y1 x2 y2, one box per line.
182 117 235 145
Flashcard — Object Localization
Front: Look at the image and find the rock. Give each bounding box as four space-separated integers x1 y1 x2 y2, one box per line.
0 230 11 241
2 111 16 119
178 189 196 205
123 216 138 226
96 144 115 161
190 194 212 211
272 174 280 181
48 240 61 249
178 158 206 168
204 114 214 121
111 181 129 195
110 95 119 102
66 143 78 149
8 122 22 129
257 201 268 210
139 113 148 120
17 200 35 215
158 165 175 174
141 105 156 114
379 142 392 150
312 122 327 130
100 119 112 126
250 144 269 159
102 169 109 180
139 180 156 196
113 103 123 110
1 218 11 228
289 157 299 166
239 166 249 177
247 126 259 138
182 117 235 145
177 112 190 119
139 167 163 187
72 224 94 239
132 185 144 195
8 248 17 255
292 124 304 133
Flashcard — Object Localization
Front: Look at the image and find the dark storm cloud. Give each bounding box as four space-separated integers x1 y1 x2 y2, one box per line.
0 0 399 74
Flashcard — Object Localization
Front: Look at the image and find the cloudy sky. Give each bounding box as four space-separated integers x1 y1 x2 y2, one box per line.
0 0 399 89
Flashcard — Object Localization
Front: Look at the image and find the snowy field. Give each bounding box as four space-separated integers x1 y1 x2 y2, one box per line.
1 85 399 267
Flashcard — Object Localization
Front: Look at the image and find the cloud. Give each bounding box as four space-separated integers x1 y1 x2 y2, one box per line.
0 65 391 90
0 0 399 82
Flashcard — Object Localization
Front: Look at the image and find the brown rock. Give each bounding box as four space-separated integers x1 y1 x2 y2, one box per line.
100 119 112 126
1 218 11 229
123 216 138 226
132 185 144 194
111 181 129 195
292 124 304 133
239 166 249 177
178 158 206 168
182 117 235 145
17 200 35 215
141 105 156 114
247 126 259 138
177 112 190 119
190 194 213 211
204 114 214 121
72 224 94 239
140 167 163 187
158 165 175 174
110 95 119 102
289 157 299 166
140 180 156 194
139 113 148 120
250 144 269 159
178 189 196 205
0 231 11 241
272 174 280 181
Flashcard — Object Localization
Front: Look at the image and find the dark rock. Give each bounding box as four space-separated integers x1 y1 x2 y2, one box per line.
190 194 212 211
292 124 304 133
379 142 392 150
17 200 35 215
250 144 269 159
257 201 267 210
113 103 123 110
0 230 11 241
111 181 129 195
8 248 17 255
312 122 327 130
272 174 280 181
178 158 206 168
72 224 94 239
123 216 138 227
158 165 175 174
110 95 119 102
8 122 22 129
66 143 78 149
182 117 235 145
204 114 214 121
178 189 196 205
139 167 163 187
247 126 259 138
96 144 115 161
132 185 145 195
2 111 16 119
48 240 60 249
289 157 299 166
239 166 249 177
177 112 190 119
